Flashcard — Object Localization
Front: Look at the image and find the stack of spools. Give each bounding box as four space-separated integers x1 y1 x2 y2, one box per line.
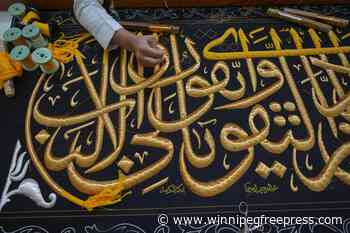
1 2 60 96
5 2 60 74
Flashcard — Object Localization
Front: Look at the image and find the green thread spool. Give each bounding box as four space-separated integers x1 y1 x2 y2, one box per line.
3 27 29 47
32 48 59 74
22 24 48 49
10 45 38 71
8 3 26 19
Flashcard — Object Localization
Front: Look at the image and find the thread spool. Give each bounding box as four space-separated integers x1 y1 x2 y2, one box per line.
3 27 29 47
10 45 38 71
3 80 16 98
8 3 26 19
32 48 59 74
0 39 8 53
22 10 41 25
22 24 48 48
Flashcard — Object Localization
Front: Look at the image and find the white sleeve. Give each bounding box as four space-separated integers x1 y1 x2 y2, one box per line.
73 0 123 49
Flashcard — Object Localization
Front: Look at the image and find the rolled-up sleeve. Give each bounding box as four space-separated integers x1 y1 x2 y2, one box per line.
74 0 122 49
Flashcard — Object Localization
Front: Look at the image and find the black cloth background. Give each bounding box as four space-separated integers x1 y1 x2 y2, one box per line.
1 5 350 233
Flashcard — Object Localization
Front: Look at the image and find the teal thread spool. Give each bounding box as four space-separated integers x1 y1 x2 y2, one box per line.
10 45 38 71
22 24 48 49
32 48 59 74
8 3 26 19
3 27 29 47
0 39 8 53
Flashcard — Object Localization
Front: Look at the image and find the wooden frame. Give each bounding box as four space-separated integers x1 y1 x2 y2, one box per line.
1 0 347 10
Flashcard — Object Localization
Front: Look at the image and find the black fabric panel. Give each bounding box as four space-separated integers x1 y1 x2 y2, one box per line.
1 6 350 233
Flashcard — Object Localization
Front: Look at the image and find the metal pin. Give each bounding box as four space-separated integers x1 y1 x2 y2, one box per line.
120 21 180 34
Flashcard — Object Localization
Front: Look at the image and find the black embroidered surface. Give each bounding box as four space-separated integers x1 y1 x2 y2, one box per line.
1 5 350 233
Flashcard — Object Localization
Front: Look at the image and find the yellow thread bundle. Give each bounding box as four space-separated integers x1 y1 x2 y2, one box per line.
83 177 130 211
33 21 50 37
0 52 22 89
49 33 91 63
22 11 40 25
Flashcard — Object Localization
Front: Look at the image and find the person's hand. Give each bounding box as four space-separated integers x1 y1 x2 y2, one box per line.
112 29 164 67
133 35 164 67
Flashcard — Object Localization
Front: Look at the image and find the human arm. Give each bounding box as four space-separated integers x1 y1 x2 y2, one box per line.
74 0 164 67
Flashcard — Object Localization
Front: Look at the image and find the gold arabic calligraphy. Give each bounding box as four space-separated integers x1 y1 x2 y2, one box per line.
25 26 350 209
